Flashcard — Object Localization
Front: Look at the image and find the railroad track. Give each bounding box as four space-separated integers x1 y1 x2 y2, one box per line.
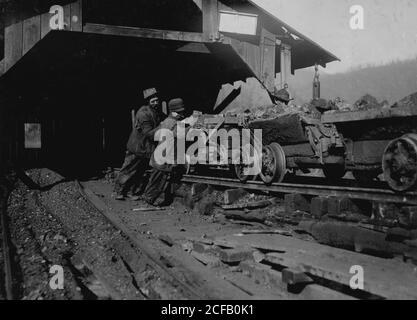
0 183 13 300
76 181 210 300
182 175 417 206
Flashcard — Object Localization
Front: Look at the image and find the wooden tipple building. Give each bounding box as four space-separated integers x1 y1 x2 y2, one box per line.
0 0 338 176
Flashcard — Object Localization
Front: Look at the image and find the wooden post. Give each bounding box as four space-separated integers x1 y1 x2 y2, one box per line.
261 28 276 92
202 0 219 41
280 43 292 89
70 0 83 32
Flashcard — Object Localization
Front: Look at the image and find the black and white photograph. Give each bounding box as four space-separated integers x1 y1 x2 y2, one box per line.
1 0 417 306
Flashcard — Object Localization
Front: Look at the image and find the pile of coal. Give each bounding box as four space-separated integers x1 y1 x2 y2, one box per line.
392 92 417 109
324 94 390 114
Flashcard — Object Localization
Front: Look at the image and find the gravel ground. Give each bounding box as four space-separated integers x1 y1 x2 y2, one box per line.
3 168 183 299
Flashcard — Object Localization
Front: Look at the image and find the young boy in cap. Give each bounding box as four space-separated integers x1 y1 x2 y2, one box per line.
114 88 165 200
143 98 188 206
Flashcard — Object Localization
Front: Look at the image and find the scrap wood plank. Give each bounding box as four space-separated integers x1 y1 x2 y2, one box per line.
282 268 313 285
219 247 254 263
222 198 277 210
214 234 417 300
190 251 220 267
222 210 267 223
240 261 356 300
263 252 417 300
240 229 292 236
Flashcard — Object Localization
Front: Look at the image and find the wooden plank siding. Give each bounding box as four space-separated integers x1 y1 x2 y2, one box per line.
22 16 41 55
3 0 83 73
5 20 23 72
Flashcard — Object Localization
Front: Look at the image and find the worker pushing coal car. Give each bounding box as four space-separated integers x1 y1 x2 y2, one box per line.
114 88 165 200
143 98 190 207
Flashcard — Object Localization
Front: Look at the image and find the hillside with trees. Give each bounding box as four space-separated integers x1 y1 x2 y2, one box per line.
290 57 417 105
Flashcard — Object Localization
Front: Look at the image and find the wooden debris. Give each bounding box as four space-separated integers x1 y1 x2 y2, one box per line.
158 234 174 247
282 268 313 285
240 229 292 236
240 261 356 300
224 188 249 205
213 233 417 300
190 251 220 267
222 198 277 211
223 210 267 223
298 221 407 256
218 247 254 263
252 251 265 263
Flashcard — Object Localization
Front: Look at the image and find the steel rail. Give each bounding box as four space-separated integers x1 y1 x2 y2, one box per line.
76 181 208 300
182 175 417 205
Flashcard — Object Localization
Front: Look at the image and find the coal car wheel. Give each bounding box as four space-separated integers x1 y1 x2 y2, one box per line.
231 164 250 182
259 143 286 185
383 134 417 192
231 144 261 183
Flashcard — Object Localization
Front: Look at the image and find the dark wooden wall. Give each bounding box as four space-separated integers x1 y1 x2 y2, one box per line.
3 0 82 73
0 0 286 176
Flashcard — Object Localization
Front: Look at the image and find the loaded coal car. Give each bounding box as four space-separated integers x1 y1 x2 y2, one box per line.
185 110 346 185
321 93 417 192
243 112 346 184
186 93 417 193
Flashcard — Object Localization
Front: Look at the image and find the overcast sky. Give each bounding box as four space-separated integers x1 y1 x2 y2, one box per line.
254 0 417 74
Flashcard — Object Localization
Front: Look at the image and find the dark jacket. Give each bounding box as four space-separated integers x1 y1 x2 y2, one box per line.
150 114 189 172
126 105 163 158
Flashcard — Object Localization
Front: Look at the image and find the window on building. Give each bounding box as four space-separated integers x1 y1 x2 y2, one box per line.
219 11 258 36
24 123 42 149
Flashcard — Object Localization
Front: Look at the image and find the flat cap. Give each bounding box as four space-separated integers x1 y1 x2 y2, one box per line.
168 98 185 113
143 88 158 100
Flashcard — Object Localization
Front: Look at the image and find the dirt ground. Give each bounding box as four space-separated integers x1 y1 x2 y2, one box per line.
4 169 190 299
4 168 416 300
3 168 293 299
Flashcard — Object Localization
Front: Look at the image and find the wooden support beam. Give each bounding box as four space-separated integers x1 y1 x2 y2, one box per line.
202 0 219 41
83 23 205 43
70 0 83 32
192 0 203 10
3 0 83 74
